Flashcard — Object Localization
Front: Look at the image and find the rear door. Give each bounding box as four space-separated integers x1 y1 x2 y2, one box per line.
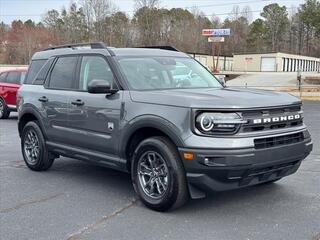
67 55 122 157
41 56 78 144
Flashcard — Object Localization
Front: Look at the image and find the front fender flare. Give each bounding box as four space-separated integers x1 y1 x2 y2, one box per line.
119 115 185 158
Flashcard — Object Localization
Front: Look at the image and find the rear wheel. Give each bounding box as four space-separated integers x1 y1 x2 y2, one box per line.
131 136 188 211
21 121 55 171
0 98 10 119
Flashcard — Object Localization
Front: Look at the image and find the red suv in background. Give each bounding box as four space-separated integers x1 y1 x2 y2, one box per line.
0 68 27 119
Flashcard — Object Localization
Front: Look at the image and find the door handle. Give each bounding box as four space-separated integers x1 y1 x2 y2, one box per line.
38 96 48 102
71 99 84 106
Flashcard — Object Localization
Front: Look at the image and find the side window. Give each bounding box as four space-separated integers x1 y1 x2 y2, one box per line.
0 72 7 82
79 56 115 91
33 58 54 85
6 72 21 84
24 59 46 84
49 56 78 90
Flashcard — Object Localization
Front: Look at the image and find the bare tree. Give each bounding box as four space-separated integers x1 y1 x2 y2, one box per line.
241 6 253 23
81 0 116 40
134 0 160 9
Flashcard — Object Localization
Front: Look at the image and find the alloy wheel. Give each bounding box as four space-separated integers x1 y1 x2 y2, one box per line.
23 129 40 165
137 151 169 199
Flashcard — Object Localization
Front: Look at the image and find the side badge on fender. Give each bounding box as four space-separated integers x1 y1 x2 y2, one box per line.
108 122 114 131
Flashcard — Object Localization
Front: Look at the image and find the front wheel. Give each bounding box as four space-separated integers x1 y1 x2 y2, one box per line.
131 136 188 211
0 98 10 119
21 121 55 171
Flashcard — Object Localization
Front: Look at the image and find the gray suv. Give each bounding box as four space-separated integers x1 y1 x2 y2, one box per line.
17 43 313 211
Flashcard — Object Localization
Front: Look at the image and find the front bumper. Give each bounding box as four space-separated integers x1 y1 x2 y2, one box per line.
179 130 313 195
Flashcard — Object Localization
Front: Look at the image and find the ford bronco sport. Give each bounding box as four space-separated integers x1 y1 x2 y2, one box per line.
17 43 313 211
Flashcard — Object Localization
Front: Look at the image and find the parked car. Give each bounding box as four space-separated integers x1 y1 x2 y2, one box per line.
0 68 27 119
17 43 313 211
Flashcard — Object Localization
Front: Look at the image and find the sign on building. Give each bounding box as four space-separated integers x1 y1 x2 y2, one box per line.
202 29 231 36
208 37 225 43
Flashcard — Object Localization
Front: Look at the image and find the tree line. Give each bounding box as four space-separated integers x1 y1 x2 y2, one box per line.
0 0 319 65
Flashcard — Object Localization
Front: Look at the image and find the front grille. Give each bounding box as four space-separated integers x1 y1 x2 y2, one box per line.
242 119 303 132
254 132 304 149
240 105 303 133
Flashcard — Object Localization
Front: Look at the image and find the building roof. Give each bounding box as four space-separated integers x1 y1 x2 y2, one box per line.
187 51 233 58
233 51 319 59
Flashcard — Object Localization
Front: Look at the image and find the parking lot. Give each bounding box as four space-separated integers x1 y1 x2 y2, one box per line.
0 101 319 240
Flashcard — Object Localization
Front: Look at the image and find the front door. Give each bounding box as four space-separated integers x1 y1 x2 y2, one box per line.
67 55 122 158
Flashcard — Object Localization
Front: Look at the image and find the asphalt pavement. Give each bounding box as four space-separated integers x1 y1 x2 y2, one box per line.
0 101 319 240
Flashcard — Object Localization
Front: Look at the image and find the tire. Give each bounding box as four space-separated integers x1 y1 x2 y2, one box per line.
21 121 54 171
0 98 10 119
131 136 188 211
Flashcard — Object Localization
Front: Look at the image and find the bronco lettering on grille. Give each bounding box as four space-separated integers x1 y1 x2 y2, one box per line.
253 114 301 124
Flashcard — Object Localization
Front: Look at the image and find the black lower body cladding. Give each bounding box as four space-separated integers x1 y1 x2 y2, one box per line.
179 131 313 195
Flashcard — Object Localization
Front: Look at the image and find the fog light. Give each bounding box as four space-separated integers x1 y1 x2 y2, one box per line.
202 156 226 166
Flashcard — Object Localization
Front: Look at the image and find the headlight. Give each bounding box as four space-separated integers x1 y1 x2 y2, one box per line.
195 112 246 135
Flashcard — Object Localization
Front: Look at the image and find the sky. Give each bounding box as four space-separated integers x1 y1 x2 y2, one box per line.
0 0 306 24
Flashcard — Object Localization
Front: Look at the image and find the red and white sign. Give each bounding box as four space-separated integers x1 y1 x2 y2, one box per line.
245 57 253 61
202 29 214 36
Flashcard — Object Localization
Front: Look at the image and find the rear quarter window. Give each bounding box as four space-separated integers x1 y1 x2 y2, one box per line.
24 59 47 84
0 72 7 82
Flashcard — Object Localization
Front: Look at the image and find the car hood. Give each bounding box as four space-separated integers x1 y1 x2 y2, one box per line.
130 87 301 109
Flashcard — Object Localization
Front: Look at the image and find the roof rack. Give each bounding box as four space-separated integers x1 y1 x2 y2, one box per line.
42 42 106 51
138 46 180 52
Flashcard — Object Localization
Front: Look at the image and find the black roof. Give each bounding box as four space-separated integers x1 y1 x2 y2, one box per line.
32 43 188 60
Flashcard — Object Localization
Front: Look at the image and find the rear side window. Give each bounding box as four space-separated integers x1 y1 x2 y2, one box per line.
48 56 78 90
25 60 46 84
6 72 21 84
0 72 7 82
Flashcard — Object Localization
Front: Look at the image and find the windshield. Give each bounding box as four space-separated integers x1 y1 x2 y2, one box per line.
116 57 222 90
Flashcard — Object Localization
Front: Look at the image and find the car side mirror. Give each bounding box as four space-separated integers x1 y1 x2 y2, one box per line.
87 79 118 95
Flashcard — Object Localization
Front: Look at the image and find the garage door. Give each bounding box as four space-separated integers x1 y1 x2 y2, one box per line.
261 57 276 72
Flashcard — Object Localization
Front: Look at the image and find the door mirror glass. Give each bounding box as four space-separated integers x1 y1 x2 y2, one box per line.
88 79 117 94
